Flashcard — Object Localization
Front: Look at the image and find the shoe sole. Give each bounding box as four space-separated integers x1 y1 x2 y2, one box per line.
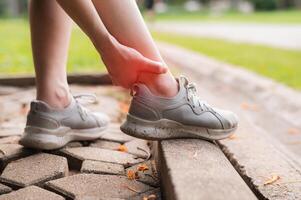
120 114 237 141
19 125 107 150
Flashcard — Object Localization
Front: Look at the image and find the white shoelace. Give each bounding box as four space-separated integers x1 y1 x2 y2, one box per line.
186 83 209 111
74 93 97 120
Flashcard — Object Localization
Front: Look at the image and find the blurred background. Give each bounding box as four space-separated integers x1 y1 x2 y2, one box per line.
0 0 300 90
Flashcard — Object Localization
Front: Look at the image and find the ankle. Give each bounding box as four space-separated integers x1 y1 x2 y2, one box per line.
37 84 71 109
137 72 178 98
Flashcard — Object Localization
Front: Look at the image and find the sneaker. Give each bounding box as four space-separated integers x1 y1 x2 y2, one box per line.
20 94 110 150
121 76 238 140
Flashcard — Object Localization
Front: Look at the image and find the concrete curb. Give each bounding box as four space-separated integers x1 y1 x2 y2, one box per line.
0 73 112 87
158 42 301 127
158 140 257 200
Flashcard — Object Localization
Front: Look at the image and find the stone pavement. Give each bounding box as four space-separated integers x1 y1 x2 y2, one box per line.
158 42 301 200
150 22 301 50
0 85 161 200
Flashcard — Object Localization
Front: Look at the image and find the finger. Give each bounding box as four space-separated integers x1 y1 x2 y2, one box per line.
140 57 168 74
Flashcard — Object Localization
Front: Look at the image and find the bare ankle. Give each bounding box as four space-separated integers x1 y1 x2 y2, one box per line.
37 83 71 109
137 72 178 98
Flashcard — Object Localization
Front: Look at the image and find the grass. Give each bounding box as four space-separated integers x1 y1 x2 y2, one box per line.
0 19 105 75
1 19 300 90
152 32 301 90
154 9 301 24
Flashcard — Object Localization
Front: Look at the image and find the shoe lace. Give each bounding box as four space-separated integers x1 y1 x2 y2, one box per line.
73 93 97 120
186 83 209 111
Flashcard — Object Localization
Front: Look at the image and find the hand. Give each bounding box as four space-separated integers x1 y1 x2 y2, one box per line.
100 35 167 88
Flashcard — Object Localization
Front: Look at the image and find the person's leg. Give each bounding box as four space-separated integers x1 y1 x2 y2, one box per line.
21 0 109 150
90 1 238 140
92 0 178 97
28 0 237 144
56 0 167 89
30 0 72 109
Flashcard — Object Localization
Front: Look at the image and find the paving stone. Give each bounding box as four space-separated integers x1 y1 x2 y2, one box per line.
0 185 64 200
65 142 83 148
0 144 33 171
0 136 20 144
0 86 20 96
0 127 23 137
46 174 154 199
90 140 121 150
61 147 143 167
86 96 120 122
0 117 25 139
81 160 125 175
0 153 68 188
218 118 301 200
159 139 257 200
124 139 150 159
75 197 124 200
99 123 135 143
131 188 161 200
0 183 12 195
126 160 159 187
100 129 135 144
70 86 120 122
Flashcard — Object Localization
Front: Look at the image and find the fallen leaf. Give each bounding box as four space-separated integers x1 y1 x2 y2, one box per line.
117 144 128 152
240 102 250 110
127 170 139 180
137 164 149 172
20 103 28 115
240 102 258 111
119 102 129 114
228 134 237 140
288 128 300 135
122 184 140 193
264 175 280 186
143 194 157 200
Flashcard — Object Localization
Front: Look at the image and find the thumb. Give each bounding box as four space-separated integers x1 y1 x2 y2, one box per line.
140 57 167 74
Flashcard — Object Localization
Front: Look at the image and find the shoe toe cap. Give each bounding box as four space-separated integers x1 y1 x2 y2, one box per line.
223 111 238 129
214 109 238 129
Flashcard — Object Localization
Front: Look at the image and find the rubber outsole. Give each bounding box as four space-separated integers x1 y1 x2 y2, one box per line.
120 114 237 141
19 126 107 150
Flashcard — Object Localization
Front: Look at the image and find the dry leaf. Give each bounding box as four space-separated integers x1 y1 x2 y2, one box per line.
240 102 258 111
127 170 139 180
143 194 157 200
122 184 139 193
264 175 280 186
119 102 129 114
288 128 300 135
20 103 28 115
240 102 250 110
137 164 149 172
117 144 128 152
228 134 237 140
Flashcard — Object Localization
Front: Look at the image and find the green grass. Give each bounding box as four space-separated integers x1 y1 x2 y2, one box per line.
1 19 301 90
0 19 105 75
152 32 301 90
154 9 301 24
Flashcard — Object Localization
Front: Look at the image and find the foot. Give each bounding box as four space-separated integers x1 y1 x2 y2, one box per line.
120 76 238 140
20 95 110 150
